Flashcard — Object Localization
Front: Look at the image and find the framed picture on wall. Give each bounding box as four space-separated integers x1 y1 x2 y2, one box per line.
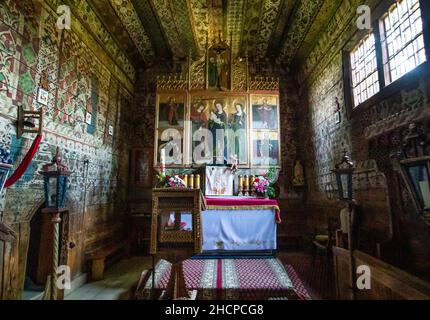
37 88 49 106
251 131 280 166
155 93 187 167
205 165 234 196
156 93 186 129
130 147 154 187
156 128 184 167
190 93 249 166
251 95 279 130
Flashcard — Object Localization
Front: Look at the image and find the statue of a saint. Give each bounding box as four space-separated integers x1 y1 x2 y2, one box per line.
293 160 305 186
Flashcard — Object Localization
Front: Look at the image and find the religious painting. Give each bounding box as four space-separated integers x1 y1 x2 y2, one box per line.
156 93 186 129
156 128 184 167
206 38 231 91
155 93 187 167
251 95 279 130
251 131 280 166
190 94 248 166
205 166 234 196
130 147 153 187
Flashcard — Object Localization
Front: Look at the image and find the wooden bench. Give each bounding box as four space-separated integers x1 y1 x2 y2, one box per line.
86 240 129 281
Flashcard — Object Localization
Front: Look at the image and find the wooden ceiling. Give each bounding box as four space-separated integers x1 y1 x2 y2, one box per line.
89 0 343 69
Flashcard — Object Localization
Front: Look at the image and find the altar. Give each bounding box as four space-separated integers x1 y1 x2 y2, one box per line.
201 197 280 252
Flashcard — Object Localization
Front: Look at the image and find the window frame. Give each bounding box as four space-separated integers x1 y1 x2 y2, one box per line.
343 0 430 117
349 32 381 108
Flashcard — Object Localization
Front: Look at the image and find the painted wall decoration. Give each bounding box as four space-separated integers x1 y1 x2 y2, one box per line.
130 147 153 188
0 0 133 294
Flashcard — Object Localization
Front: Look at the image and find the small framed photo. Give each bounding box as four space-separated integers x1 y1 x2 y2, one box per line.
205 166 234 196
334 111 341 124
85 112 92 125
108 125 114 136
37 88 49 106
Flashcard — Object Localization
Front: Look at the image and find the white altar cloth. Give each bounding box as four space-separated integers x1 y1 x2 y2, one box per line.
201 209 277 251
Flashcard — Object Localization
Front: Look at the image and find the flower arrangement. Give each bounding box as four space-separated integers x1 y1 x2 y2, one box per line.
253 167 278 198
253 176 270 197
156 168 194 188
166 175 186 188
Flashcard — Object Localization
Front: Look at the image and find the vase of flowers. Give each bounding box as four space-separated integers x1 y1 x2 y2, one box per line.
166 175 186 189
253 176 270 198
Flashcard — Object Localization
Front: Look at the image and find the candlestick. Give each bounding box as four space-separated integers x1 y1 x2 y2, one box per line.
195 174 200 189
244 175 249 196
250 175 255 196
189 174 194 189
183 175 188 188
160 149 166 174
238 175 243 196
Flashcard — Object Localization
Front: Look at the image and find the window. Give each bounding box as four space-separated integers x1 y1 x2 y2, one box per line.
350 33 380 107
347 0 428 109
381 0 426 83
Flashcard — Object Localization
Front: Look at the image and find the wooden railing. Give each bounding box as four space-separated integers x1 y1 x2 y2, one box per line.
333 246 430 300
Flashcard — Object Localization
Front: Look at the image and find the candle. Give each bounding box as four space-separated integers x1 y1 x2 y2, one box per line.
160 149 166 174
244 175 249 188
183 174 188 187
160 149 165 164
189 174 194 189
195 174 200 189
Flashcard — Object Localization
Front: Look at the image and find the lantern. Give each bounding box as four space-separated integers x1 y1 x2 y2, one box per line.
395 123 430 219
332 150 354 201
38 146 71 300
39 147 71 213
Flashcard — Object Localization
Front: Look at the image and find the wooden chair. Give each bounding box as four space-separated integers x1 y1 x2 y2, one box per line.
312 218 338 267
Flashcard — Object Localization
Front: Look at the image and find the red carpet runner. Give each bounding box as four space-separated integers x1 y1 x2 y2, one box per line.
136 258 311 300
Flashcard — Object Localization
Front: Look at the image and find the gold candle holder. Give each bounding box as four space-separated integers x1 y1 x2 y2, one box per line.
237 175 243 196
250 175 255 196
183 174 188 188
189 174 194 189
195 174 200 189
244 175 249 196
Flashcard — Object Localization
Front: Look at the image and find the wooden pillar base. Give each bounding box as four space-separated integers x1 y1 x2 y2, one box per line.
165 262 190 300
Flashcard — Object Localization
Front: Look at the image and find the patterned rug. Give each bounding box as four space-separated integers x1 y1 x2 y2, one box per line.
135 258 311 300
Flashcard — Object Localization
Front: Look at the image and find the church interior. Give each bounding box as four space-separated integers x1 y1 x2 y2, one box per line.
1 0 430 301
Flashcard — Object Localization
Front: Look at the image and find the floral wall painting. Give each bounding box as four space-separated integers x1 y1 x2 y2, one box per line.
205 166 234 196
251 95 279 130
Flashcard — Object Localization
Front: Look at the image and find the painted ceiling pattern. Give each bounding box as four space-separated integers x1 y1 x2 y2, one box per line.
108 0 155 62
87 0 340 68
